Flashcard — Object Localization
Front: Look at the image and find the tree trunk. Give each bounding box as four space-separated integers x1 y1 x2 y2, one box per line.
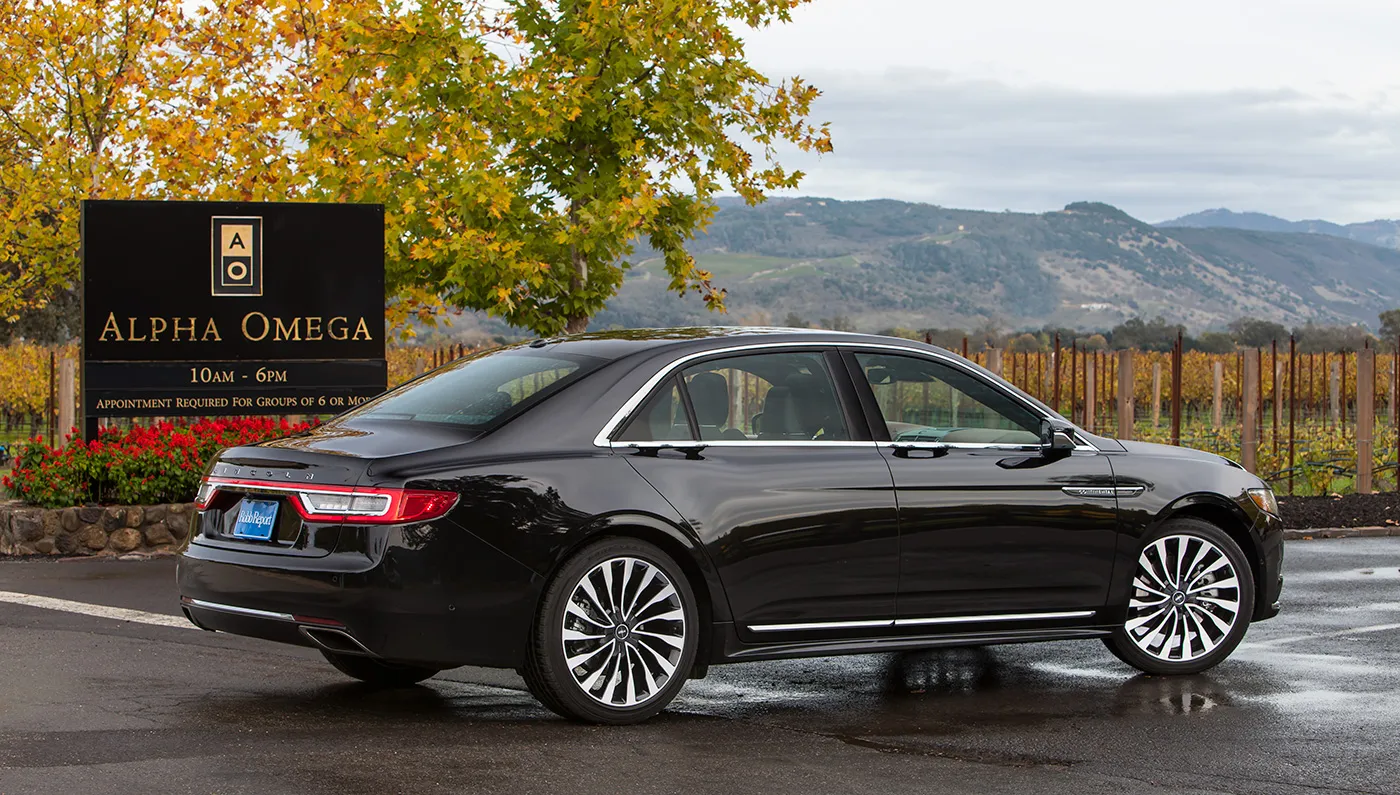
565 199 588 335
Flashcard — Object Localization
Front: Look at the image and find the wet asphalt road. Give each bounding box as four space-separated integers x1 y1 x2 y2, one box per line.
1 540 1398 795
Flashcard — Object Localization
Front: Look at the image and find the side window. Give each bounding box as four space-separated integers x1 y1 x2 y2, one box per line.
854 353 1041 445
681 351 849 441
616 377 694 442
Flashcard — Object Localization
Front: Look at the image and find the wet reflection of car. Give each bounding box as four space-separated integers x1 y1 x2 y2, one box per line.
178 327 1284 724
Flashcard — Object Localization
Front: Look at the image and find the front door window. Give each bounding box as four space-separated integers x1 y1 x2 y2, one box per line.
853 352 1040 445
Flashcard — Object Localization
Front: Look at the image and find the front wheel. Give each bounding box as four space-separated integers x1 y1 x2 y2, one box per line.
1103 518 1255 675
522 537 700 724
320 650 440 687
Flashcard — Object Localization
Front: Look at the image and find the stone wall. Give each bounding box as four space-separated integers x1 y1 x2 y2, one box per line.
0 501 193 557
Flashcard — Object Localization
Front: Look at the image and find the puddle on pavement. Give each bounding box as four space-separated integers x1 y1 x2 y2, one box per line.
677 647 1264 733
1287 567 1400 582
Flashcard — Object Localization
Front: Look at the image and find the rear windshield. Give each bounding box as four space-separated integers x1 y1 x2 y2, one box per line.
344 347 604 430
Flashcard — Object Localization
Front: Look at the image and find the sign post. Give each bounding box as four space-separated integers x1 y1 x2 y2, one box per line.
80 200 387 439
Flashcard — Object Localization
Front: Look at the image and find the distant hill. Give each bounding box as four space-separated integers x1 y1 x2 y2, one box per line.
1159 208 1400 250
589 198 1400 332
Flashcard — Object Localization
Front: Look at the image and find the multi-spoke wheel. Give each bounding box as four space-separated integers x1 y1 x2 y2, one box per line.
523 537 699 724
1103 518 1255 675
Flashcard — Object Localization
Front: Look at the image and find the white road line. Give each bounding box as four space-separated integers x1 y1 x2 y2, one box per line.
1246 622 1400 647
0 590 195 630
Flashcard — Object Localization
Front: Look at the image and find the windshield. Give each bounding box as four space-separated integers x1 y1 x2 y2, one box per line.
344 347 604 430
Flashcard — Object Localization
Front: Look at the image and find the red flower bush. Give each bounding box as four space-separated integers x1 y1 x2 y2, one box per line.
2 418 316 508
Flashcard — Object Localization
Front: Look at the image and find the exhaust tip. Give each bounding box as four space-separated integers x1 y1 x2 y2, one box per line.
299 626 375 657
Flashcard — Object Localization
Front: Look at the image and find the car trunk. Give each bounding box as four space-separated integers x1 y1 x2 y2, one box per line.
196 420 478 558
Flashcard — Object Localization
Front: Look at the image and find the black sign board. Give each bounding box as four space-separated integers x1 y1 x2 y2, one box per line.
81 200 387 435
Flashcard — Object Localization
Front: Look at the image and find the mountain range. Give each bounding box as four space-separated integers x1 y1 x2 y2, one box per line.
588 199 1400 333
1159 208 1400 251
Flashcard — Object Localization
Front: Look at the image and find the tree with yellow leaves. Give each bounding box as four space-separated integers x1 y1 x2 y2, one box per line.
2 0 831 338
0 0 176 324
437 0 833 333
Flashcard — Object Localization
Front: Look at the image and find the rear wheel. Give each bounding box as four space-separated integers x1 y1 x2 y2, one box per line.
523 537 699 724
1103 518 1255 675
320 650 440 687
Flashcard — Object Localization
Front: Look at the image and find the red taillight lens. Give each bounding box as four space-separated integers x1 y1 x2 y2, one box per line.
398 490 461 523
198 478 459 524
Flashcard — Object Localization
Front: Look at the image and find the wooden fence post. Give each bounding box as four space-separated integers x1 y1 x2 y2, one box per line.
1171 333 1183 446
1272 341 1281 430
1289 335 1297 495
1330 358 1341 425
1358 347 1375 493
1242 350 1259 473
1342 351 1348 428
1084 356 1096 432
1391 343 1399 428
1070 341 1079 424
47 350 56 444
1152 361 1162 429
1212 360 1223 429
1117 350 1134 440
58 358 76 440
1273 344 1282 461
988 347 1002 377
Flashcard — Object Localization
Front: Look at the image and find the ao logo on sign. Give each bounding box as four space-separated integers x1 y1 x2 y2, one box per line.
211 216 262 296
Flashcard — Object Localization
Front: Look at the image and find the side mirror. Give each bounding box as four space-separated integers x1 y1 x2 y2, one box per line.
1039 419 1077 456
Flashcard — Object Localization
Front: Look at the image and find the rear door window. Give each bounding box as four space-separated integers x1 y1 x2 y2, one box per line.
680 351 849 441
616 377 695 442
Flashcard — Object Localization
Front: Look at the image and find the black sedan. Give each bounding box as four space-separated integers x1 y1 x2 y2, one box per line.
178 328 1283 724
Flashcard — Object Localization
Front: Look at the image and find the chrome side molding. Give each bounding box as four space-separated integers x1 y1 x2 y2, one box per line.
1062 486 1146 499
749 609 1097 633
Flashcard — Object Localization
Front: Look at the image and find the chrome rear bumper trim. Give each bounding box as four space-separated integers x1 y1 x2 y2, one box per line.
182 597 295 623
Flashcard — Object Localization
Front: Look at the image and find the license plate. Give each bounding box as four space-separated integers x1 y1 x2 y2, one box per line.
231 499 279 541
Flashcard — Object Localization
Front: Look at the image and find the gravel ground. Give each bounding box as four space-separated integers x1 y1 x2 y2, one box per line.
1279 492 1400 529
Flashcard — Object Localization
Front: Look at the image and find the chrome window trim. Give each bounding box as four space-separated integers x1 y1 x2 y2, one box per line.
880 441 1043 453
183 598 295 623
622 440 877 449
749 609 1097 633
595 340 1100 452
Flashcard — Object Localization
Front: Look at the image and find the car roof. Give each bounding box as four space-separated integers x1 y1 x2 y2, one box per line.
524 326 953 362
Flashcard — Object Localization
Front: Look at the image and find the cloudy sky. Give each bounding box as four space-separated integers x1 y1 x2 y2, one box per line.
740 0 1400 223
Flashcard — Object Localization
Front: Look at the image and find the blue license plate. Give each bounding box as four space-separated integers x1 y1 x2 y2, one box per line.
231 499 279 540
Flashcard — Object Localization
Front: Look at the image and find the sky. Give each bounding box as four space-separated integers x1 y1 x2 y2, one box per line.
740 0 1400 223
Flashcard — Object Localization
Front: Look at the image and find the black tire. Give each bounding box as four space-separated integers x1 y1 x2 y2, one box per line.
523 537 700 724
1103 517 1255 675
320 649 440 687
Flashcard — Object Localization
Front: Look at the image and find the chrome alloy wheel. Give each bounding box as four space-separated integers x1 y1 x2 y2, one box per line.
1126 534 1243 662
561 556 686 708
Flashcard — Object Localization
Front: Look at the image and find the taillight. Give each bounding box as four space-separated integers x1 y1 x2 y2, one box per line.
197 478 459 524
195 481 218 510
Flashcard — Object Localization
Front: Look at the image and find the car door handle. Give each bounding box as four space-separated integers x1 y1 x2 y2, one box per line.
890 443 950 459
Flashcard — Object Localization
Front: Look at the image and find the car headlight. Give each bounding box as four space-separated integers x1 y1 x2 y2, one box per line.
1246 487 1278 516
